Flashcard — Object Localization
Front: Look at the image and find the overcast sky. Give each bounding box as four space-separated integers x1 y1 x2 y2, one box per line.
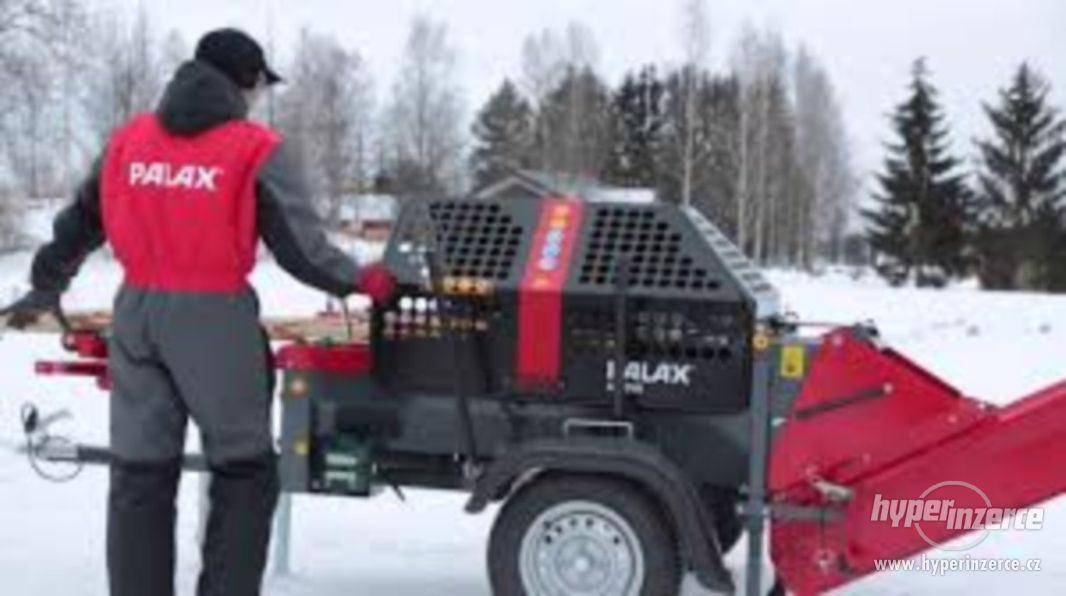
124 0 1066 190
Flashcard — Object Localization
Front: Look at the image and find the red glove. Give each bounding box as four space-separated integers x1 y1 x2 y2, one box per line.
357 262 397 304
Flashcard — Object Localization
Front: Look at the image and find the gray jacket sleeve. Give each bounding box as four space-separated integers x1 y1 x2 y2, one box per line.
256 142 360 297
31 155 107 293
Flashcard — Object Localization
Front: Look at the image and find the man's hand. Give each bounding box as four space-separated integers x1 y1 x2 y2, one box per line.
0 289 65 330
356 262 397 305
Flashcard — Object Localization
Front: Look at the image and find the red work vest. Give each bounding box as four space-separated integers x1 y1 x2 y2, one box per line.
100 114 281 292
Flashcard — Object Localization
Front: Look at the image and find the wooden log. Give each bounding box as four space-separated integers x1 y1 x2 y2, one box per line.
1 310 370 343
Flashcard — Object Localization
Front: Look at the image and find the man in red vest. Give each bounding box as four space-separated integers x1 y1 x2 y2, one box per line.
1 29 395 596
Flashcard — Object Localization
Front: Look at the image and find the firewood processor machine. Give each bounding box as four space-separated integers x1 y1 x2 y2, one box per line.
17 196 1066 595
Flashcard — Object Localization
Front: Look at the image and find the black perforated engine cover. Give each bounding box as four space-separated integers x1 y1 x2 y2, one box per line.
374 197 776 415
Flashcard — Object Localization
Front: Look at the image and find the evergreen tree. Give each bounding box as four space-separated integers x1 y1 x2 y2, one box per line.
656 68 741 233
534 66 612 178
864 59 971 287
973 64 1066 290
604 65 665 188
469 79 536 190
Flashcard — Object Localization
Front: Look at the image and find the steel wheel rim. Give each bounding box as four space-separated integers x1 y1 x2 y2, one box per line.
519 500 645 596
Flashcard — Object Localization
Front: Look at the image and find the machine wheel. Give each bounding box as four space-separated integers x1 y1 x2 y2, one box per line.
702 485 743 554
488 474 681 596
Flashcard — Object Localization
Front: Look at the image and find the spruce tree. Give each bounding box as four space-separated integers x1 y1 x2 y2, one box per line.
469 79 535 190
604 65 665 188
864 59 971 287
973 64 1066 290
534 67 612 179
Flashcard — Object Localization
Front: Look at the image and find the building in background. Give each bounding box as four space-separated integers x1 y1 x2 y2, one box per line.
337 194 398 241
473 170 655 204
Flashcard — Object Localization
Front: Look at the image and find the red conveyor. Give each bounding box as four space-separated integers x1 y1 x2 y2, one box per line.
770 329 1066 594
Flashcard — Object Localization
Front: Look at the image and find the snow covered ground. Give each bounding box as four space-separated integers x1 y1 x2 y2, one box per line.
1 215 1065 594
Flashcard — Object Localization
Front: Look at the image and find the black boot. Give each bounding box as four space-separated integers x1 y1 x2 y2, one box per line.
197 452 279 596
108 458 182 596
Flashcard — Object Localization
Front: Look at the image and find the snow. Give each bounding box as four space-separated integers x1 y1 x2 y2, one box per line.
588 188 657 204
1 221 1065 594
336 194 398 225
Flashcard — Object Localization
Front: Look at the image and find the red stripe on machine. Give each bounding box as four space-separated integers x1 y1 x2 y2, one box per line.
516 197 584 388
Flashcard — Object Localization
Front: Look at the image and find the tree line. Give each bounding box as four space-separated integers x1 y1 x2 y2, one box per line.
865 59 1066 292
0 0 856 271
468 17 857 269
0 0 184 246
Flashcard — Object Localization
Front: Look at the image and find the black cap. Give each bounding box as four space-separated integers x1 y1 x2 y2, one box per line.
195 28 282 89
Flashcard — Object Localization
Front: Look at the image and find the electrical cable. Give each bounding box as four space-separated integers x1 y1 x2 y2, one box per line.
20 403 84 483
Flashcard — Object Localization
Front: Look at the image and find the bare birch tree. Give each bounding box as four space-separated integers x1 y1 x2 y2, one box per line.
80 4 163 147
0 0 84 244
521 29 565 106
278 29 373 222
678 0 710 206
158 29 188 80
2 52 55 198
51 0 87 190
536 66 611 178
521 22 600 173
731 24 787 262
793 45 856 264
0 0 83 195
384 15 463 198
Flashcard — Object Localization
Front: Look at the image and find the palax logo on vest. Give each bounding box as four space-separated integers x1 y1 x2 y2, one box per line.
128 162 222 191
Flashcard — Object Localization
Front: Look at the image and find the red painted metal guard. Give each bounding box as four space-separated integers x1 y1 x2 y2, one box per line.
35 330 372 391
515 197 584 389
275 343 372 374
771 328 1066 594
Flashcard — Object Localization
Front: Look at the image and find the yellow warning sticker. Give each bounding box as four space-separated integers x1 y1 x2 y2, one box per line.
780 344 806 379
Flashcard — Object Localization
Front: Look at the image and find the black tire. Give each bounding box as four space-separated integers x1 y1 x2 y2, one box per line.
488 474 681 596
702 485 743 554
